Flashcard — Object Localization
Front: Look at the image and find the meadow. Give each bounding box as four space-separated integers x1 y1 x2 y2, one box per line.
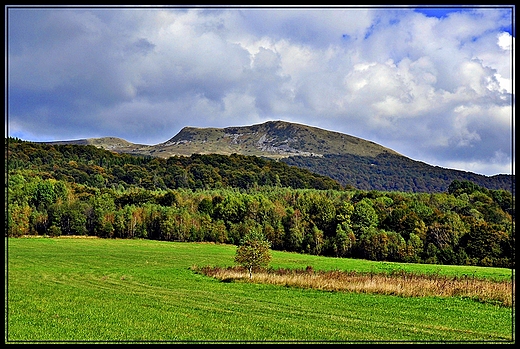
5 237 515 343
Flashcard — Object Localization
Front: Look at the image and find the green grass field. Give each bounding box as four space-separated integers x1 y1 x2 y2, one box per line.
5 237 515 343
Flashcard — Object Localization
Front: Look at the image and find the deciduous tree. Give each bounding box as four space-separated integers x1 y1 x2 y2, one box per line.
234 231 272 279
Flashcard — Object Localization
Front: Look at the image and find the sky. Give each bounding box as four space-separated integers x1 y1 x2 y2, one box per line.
5 5 515 176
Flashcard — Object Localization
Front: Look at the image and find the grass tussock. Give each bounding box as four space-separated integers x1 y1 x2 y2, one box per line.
192 265 514 307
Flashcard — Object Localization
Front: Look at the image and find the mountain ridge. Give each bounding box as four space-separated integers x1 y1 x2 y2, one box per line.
41 120 514 193
45 120 401 159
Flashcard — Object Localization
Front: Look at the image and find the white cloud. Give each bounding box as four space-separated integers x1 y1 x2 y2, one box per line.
497 32 512 51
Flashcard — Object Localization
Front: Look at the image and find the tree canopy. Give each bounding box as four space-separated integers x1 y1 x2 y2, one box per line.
6 138 515 268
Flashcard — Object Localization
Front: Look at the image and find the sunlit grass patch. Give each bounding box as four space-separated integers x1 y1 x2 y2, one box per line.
7 238 514 342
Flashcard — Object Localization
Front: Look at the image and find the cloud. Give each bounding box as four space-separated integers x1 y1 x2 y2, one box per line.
6 6 514 176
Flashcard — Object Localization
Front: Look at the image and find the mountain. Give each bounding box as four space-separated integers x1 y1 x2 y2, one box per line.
43 120 514 193
46 121 399 158
156 120 401 158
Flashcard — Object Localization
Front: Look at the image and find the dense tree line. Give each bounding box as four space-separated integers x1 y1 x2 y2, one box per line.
6 138 514 268
6 138 341 191
283 153 515 194
6 175 514 268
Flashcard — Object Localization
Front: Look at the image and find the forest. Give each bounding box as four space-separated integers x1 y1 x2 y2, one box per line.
283 153 515 193
6 138 515 268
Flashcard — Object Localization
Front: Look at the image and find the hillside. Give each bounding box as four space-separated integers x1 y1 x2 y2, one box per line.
46 136 154 155
6 138 341 191
283 153 514 193
41 120 514 193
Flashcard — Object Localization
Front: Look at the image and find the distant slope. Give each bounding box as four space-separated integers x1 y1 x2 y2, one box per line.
43 137 154 155
283 153 514 193
41 120 514 193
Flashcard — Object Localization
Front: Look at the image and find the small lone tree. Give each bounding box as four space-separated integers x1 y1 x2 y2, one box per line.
234 231 272 279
